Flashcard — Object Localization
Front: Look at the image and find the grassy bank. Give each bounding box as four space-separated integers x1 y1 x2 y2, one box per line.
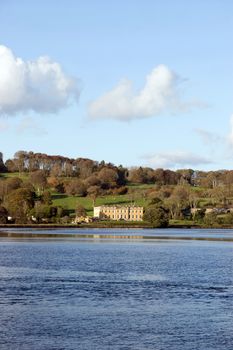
51 192 150 216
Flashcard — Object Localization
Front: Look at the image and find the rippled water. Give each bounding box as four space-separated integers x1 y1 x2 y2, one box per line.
0 234 233 349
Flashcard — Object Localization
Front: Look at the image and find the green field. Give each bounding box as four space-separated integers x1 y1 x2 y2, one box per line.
0 172 152 215
0 172 29 180
52 192 151 216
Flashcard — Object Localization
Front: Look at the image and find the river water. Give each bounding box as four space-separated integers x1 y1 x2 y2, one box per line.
0 229 233 349
3 227 233 238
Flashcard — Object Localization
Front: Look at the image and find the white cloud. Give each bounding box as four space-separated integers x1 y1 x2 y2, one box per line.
0 45 80 116
141 151 213 169
16 117 47 136
89 64 202 121
195 128 224 145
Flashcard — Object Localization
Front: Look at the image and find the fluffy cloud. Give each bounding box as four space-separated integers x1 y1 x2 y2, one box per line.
89 65 200 121
141 151 213 169
0 45 79 115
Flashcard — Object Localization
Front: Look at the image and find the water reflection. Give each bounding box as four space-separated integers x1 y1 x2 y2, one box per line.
2 227 233 240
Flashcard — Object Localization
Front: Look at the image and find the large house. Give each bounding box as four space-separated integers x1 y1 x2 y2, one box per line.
94 205 144 221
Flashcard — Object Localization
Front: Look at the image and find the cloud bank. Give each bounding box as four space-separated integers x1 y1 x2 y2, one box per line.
89 64 200 121
0 45 79 115
141 151 213 169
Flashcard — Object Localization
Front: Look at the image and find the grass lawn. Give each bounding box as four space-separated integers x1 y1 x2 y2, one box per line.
169 219 196 227
52 193 150 216
0 172 29 180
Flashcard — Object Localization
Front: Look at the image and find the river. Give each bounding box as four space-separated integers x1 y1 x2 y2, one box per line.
0 228 233 349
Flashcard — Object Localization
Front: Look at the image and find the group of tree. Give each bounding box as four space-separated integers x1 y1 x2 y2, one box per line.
0 174 68 224
2 151 233 225
3 151 233 189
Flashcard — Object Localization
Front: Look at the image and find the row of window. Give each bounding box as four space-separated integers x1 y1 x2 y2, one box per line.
104 214 143 220
103 210 143 214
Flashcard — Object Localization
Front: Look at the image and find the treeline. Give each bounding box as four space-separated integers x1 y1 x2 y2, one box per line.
0 151 198 185
2 151 233 189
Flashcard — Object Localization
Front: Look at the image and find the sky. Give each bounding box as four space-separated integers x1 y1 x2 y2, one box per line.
0 0 233 170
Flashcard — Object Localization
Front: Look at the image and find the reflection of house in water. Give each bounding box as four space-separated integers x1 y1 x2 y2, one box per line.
94 206 144 221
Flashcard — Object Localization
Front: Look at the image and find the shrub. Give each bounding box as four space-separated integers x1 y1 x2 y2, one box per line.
143 205 169 228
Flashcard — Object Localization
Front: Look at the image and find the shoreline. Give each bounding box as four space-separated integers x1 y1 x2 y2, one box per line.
1 223 233 229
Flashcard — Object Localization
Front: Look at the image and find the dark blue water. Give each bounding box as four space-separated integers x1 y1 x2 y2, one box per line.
0 235 233 349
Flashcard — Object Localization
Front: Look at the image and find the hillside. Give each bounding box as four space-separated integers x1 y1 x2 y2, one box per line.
2 151 233 227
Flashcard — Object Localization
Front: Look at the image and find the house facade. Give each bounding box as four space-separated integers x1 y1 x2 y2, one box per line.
94 205 144 221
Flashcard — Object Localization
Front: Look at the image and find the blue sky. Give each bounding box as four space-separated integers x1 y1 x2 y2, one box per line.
0 0 233 170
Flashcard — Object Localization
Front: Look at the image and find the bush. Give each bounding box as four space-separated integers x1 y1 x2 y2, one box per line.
221 213 233 225
143 205 169 228
64 179 87 196
112 186 128 195
0 205 8 224
193 208 206 222
203 212 218 226
76 204 86 217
